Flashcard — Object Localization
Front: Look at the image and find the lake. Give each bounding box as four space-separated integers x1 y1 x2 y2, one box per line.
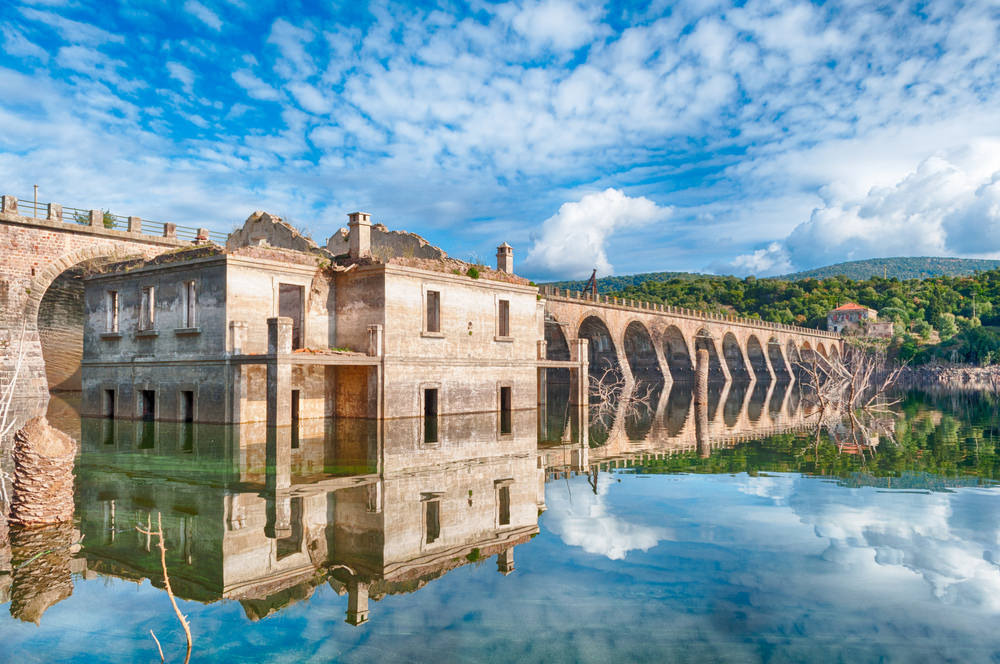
1 386 999 663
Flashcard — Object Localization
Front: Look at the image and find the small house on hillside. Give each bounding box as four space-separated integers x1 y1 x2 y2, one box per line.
827 302 877 333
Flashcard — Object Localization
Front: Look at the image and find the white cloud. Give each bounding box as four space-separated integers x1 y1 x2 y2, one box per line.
18 7 125 45
166 61 195 95
288 81 331 115
523 188 671 279
268 18 315 78
727 148 1000 274
505 0 605 52
1 25 49 62
232 68 280 101
184 0 222 31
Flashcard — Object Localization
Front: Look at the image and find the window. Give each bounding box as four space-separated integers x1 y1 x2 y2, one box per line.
498 299 510 337
182 281 196 328
291 390 300 449
497 485 511 526
106 291 119 332
423 388 439 443
278 283 304 349
141 390 156 421
499 386 512 435
180 390 194 423
424 499 441 544
426 290 440 333
140 286 156 330
103 389 116 418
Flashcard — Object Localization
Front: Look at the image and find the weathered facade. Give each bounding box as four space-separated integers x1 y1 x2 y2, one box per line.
827 302 878 333
81 216 547 425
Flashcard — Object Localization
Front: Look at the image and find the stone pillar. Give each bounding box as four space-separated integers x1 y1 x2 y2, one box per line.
1 195 17 214
497 546 515 575
9 417 77 527
266 317 292 428
230 320 247 354
163 223 176 239
88 210 101 227
496 242 514 273
196 228 210 243
348 212 372 260
9 523 77 624
346 579 370 625
695 395 710 458
568 339 589 406
367 324 383 357
46 203 62 222
695 348 709 405
537 339 547 360
127 216 141 233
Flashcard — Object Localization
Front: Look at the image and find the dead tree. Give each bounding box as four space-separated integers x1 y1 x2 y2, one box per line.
136 513 193 664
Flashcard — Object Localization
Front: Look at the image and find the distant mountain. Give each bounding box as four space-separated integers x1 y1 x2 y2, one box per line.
778 257 1000 281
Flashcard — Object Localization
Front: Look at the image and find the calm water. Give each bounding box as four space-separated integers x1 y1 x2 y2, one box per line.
2 387 1000 663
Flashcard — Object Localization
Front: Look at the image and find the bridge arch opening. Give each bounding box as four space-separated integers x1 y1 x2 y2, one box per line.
721 332 749 380
746 335 769 381
767 337 790 381
829 345 840 361
545 319 571 361
578 316 622 380
817 342 828 358
664 382 692 436
786 382 801 416
747 380 768 423
694 330 726 383
769 380 788 417
623 321 663 384
662 325 693 382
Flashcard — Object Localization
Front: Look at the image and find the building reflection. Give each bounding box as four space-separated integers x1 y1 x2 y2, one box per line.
66 407 543 626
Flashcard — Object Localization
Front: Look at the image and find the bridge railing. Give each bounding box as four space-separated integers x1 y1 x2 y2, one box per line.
538 285 840 338
9 194 228 244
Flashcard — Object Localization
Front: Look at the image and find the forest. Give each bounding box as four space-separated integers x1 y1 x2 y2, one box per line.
593 270 1000 364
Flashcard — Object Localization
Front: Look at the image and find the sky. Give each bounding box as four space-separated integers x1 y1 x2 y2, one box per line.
3 0 1000 280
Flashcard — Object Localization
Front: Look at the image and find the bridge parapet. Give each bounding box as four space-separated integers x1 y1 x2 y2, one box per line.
539 285 841 341
2 194 227 245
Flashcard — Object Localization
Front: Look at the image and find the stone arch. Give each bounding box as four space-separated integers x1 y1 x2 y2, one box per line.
829 344 840 361
661 325 693 382
694 329 726 382
768 379 788 417
721 332 749 380
817 342 828 358
786 381 801 416
545 318 571 361
767 336 790 381
578 315 621 379
745 335 769 380
623 320 663 383
26 244 148 315
747 380 768 423
723 380 748 427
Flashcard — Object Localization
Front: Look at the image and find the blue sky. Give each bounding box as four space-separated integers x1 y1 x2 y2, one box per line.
3 1 1000 280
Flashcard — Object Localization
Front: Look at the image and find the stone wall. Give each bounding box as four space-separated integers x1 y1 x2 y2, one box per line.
227 211 320 254
326 224 447 260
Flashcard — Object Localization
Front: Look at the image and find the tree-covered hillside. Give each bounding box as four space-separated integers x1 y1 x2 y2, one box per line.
779 257 1000 281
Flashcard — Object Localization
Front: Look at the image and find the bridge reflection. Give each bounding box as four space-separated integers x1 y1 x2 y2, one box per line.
2 377 833 627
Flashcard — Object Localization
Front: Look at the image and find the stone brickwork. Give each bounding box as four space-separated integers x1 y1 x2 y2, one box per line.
326 223 447 261
0 199 191 431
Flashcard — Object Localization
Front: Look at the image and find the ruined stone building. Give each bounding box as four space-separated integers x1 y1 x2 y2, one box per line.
826 302 878 334
80 211 546 427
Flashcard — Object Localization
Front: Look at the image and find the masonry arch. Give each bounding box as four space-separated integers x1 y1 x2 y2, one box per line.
769 380 788 417
829 344 840 361
694 329 726 382
767 337 790 381
661 325 693 382
786 382 801 416
817 342 828 358
579 315 621 379
723 380 748 427
746 335 769 380
623 320 663 383
786 340 802 380
721 332 749 380
545 318 571 361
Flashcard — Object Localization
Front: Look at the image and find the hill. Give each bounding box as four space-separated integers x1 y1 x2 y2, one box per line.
778 257 1000 281
543 271 717 293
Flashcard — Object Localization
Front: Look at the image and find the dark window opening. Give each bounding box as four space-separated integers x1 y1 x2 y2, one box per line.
425 500 440 544
180 390 194 423
426 290 440 333
141 390 155 421
424 388 438 443
291 389 300 449
103 389 116 419
278 283 304 350
498 485 511 526
499 386 512 435
498 299 510 337
277 497 304 560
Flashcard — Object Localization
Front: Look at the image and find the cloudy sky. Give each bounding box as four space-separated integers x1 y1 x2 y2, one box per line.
3 0 1000 279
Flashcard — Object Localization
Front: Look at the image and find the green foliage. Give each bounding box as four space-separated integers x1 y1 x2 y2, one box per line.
72 209 117 228
781 256 1000 280
913 326 1000 365
466 266 480 279
466 547 481 562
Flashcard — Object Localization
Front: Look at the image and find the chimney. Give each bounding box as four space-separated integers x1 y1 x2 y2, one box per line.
348 212 372 260
496 242 513 273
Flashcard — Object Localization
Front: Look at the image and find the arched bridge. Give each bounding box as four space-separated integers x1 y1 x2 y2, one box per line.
541 287 842 385
0 194 224 416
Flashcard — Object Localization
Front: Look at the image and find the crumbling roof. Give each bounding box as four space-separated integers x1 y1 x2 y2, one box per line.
831 302 874 312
